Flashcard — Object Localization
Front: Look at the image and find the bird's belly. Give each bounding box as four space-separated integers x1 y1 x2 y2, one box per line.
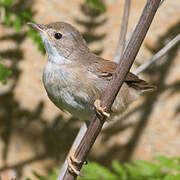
48 86 94 121
43 69 94 121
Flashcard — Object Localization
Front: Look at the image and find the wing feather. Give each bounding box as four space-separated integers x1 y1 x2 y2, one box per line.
87 58 156 90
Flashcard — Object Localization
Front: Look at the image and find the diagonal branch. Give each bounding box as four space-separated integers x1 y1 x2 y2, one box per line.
133 33 180 75
57 123 87 179
113 0 165 64
113 0 131 63
62 0 161 179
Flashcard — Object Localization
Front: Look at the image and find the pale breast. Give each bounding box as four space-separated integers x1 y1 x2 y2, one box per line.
43 61 96 121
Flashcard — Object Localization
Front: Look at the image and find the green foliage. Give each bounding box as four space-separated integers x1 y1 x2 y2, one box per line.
155 156 180 172
0 0 45 84
27 156 180 180
85 0 106 12
0 0 14 7
0 0 45 54
27 28 45 53
0 57 12 84
81 161 118 179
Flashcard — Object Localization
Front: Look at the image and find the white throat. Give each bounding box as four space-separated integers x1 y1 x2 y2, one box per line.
41 35 71 65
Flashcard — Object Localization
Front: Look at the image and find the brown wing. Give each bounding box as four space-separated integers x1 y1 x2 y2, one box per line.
88 58 156 90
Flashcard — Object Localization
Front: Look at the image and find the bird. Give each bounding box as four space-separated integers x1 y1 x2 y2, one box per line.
28 21 155 176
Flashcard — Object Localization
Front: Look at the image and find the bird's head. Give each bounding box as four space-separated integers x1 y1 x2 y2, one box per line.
28 22 89 62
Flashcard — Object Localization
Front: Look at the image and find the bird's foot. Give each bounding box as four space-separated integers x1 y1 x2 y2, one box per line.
94 99 110 118
68 149 83 177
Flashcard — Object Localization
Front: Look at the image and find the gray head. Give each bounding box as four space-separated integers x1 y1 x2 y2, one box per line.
28 22 89 61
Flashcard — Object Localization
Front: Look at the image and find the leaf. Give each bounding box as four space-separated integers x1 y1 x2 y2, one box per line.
4 9 11 26
0 0 45 55
13 14 21 32
0 0 14 7
124 163 144 179
21 9 33 21
33 171 48 180
0 57 12 85
85 0 106 12
112 160 127 180
49 172 58 180
27 28 45 54
164 174 180 180
155 156 180 171
80 162 118 179
132 159 162 177
48 169 58 180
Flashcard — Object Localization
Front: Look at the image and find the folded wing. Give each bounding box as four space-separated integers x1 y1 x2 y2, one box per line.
88 58 156 90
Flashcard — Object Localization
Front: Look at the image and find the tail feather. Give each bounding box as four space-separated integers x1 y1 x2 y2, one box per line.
126 80 156 91
125 72 156 91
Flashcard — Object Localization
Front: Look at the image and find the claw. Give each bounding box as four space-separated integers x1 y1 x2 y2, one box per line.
67 149 83 177
94 99 110 118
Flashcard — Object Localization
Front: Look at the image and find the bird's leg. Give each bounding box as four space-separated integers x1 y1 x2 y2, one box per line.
94 99 110 118
67 149 83 177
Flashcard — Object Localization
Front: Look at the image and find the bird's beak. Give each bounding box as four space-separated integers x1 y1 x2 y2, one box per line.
27 22 50 40
27 22 45 33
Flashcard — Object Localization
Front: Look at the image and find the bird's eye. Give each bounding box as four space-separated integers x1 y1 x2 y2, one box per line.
54 33 62 39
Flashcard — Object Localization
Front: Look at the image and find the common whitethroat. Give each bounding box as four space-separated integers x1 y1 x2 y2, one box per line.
28 21 155 121
28 21 155 176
